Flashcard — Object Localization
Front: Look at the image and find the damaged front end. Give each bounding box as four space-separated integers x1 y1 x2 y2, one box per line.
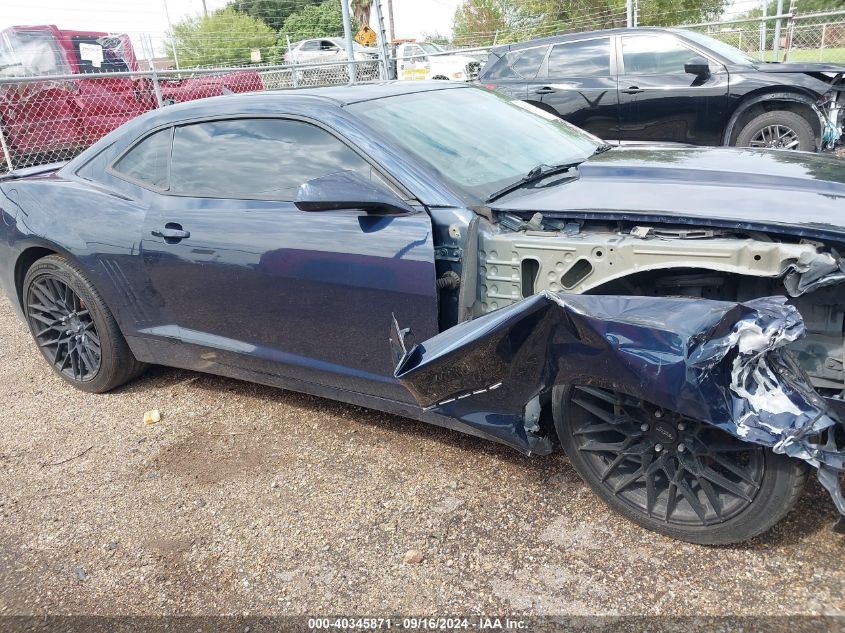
819 75 844 149
392 292 845 530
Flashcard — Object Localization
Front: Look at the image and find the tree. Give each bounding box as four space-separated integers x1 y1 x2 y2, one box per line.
167 8 277 67
351 0 373 26
452 0 733 47
636 0 728 26
227 0 324 32
739 0 844 17
281 0 359 41
421 31 452 45
452 0 520 47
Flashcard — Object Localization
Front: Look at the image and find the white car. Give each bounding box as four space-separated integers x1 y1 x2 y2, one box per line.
394 42 481 82
285 37 378 64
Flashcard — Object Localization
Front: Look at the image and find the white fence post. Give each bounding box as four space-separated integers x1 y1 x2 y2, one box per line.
0 124 14 173
340 0 357 84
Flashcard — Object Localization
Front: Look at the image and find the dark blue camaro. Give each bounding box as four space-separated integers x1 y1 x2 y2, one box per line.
1 82 844 544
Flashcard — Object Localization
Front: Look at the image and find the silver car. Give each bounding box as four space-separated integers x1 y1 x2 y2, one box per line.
285 37 378 64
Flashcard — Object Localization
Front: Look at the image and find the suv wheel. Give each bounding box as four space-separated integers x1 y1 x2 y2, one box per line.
735 110 815 151
553 384 808 544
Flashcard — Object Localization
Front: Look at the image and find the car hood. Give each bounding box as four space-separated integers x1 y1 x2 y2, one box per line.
751 61 844 75
492 147 845 241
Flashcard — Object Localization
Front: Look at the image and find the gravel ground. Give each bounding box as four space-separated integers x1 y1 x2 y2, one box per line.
0 291 844 618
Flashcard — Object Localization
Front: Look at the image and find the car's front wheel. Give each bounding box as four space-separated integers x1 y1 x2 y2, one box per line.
552 384 808 544
23 254 146 393
735 110 816 151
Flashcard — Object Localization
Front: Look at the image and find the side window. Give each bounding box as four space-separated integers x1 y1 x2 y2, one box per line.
406 45 425 59
320 40 338 51
547 38 611 77
112 127 172 189
509 46 548 79
300 40 319 51
169 119 379 200
622 35 697 75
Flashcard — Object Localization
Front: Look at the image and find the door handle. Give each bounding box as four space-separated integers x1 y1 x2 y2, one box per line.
534 86 556 95
152 223 190 242
622 86 644 94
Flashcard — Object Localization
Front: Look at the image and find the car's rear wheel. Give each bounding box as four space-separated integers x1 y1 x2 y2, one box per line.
23 255 146 393
735 110 815 151
552 384 808 544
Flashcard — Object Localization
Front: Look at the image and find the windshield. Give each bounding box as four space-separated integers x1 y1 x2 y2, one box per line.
419 42 445 54
678 30 756 64
0 29 69 77
348 87 601 203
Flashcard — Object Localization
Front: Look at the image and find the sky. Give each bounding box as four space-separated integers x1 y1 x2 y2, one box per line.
1 0 463 56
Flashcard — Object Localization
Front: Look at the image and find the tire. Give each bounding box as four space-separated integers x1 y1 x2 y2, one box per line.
552 384 808 545
735 110 816 152
23 254 146 393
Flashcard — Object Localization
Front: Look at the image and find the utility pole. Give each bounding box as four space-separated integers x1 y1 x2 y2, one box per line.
340 0 357 83
760 0 768 59
373 0 393 79
773 0 785 61
163 0 180 70
783 0 797 61
201 0 208 17
626 0 633 28
386 0 395 41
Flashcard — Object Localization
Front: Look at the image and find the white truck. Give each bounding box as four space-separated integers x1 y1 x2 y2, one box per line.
392 41 481 82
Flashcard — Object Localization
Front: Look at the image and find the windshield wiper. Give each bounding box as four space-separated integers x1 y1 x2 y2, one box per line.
592 143 613 155
485 161 582 204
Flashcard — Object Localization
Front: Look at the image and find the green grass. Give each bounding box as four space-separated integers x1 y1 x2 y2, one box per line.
761 47 845 63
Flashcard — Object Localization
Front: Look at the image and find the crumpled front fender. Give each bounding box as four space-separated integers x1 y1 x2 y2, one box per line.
392 292 845 523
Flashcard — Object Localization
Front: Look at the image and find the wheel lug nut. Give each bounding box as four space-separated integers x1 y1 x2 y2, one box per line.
678 443 686 453
654 443 663 453
640 423 649 432
678 422 687 431
654 410 663 419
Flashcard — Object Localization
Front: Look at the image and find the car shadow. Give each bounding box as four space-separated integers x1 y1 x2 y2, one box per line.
114 364 840 548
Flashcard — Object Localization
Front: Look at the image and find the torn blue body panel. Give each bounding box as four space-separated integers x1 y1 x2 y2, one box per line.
392 292 845 519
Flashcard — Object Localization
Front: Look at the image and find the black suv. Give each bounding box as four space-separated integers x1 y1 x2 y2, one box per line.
479 27 844 151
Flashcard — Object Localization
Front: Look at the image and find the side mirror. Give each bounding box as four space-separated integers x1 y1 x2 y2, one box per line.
294 170 415 216
684 56 710 76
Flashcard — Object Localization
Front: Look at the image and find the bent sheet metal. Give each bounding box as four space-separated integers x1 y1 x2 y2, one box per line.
392 292 845 527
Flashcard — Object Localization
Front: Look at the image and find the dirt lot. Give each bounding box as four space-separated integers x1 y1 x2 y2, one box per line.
0 292 844 617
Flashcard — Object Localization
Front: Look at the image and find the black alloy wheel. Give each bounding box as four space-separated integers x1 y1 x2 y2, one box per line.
553 384 808 544
23 255 146 393
26 273 101 382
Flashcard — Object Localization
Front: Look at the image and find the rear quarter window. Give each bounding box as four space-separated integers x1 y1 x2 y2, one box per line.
112 127 173 189
483 46 548 80
509 46 548 79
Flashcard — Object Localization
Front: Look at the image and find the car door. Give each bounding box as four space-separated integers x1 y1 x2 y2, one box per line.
319 39 343 61
531 36 619 141
398 44 430 80
120 117 439 402
616 33 729 145
296 40 320 63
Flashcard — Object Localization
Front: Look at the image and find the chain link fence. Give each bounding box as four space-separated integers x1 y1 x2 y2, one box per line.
679 10 845 63
0 58 382 174
1 1 843 176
